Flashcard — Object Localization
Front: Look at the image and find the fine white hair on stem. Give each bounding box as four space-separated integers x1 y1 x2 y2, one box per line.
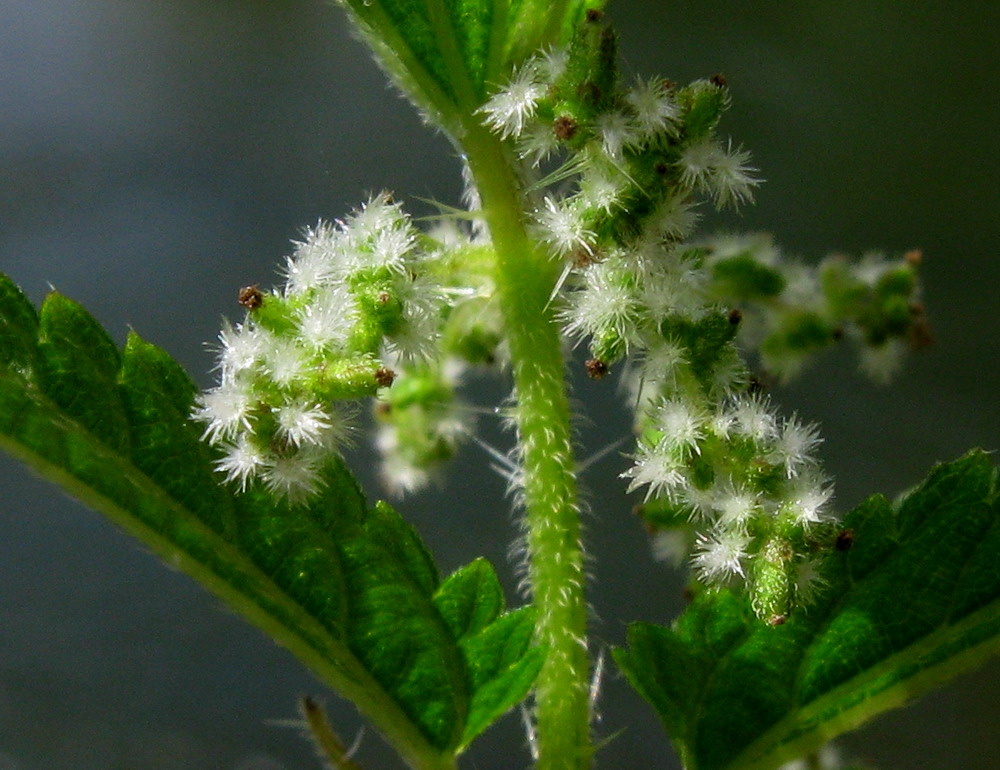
520 703 539 761
588 647 606 724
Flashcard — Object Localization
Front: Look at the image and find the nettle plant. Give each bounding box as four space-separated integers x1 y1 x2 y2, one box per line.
1 2 998 769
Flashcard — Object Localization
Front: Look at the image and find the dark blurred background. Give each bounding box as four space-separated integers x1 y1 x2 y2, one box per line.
1 1 998 768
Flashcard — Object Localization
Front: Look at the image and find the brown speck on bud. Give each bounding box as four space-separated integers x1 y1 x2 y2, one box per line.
585 8 603 22
682 586 696 604
238 284 263 310
382 191 395 205
571 247 599 269
832 326 845 341
377 290 392 305
585 358 609 379
660 78 677 91
728 308 743 325
553 115 578 141
374 367 396 388
711 73 728 88
374 401 392 417
835 528 855 552
748 374 769 395
767 613 787 627
654 161 669 176
904 248 923 267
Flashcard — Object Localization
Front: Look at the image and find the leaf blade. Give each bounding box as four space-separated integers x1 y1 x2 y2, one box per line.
616 452 1000 770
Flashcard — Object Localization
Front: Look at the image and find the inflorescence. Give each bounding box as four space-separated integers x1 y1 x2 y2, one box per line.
195 11 927 619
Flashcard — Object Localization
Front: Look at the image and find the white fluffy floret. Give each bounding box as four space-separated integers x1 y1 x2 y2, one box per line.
561 260 640 345
214 321 268 383
692 529 750 583
679 138 759 208
214 435 266 491
261 449 323 503
285 221 344 294
479 64 548 139
652 398 705 455
771 415 823 478
275 400 332 447
296 286 357 350
535 196 595 257
193 382 254 444
595 111 641 160
711 140 760 208
622 443 686 501
625 77 680 138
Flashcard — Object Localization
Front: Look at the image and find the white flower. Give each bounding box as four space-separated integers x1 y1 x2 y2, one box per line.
595 111 641 159
193 382 255 444
622 444 687 501
692 529 750 583
275 400 332 447
710 409 737 441
261 449 323 503
859 339 905 384
731 395 779 443
653 398 705 455
262 337 309 387
651 529 689 567
366 223 416 273
517 121 562 166
296 286 357 350
647 195 700 242
638 250 707 321
383 275 445 363
711 141 760 208
345 193 404 244
787 473 834 524
714 488 758 528
561 261 639 345
771 415 823 477
853 252 890 287
626 78 680 138
638 339 687 387
215 435 266 491
285 221 344 294
479 65 547 139
535 47 568 83
214 321 268 383
678 138 723 192
679 138 760 208
535 196 594 257
375 426 432 496
578 165 624 214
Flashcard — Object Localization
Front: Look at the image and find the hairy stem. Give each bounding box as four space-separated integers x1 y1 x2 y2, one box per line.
461 123 591 770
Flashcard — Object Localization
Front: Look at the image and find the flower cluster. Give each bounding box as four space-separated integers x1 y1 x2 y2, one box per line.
696 234 928 382
477 14 923 619
373 359 470 496
626 393 832 621
194 193 447 502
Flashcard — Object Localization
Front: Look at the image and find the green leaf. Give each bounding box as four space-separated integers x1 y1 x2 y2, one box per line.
37 293 131 453
434 557 505 640
0 274 38 377
0 273 540 768
338 0 603 133
458 605 546 751
615 451 1000 770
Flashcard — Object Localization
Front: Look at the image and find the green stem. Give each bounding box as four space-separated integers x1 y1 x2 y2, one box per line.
460 123 592 770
